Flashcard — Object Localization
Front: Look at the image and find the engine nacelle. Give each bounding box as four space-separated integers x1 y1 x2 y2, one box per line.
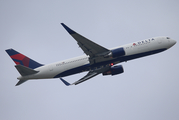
105 47 125 58
103 65 124 76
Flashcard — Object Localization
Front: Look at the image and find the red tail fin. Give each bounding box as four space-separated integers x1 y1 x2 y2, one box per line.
6 49 43 69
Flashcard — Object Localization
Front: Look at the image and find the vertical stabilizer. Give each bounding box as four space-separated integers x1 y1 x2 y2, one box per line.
6 49 43 69
16 80 28 86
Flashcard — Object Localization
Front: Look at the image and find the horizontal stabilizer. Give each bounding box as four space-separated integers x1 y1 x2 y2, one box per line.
16 80 28 86
15 64 39 76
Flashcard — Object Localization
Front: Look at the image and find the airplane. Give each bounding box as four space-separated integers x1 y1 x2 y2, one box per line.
5 23 176 86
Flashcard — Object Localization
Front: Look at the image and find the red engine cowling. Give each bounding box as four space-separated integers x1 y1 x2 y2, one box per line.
103 65 124 76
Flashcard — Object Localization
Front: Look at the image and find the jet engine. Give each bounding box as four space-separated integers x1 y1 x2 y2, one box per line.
103 65 124 76
104 47 125 58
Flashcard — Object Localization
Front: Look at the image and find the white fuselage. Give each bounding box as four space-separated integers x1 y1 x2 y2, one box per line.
18 36 176 81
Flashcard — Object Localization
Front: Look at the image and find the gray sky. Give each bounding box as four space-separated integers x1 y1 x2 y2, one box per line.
1 0 179 120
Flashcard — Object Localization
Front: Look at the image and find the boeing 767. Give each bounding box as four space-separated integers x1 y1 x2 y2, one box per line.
6 23 176 86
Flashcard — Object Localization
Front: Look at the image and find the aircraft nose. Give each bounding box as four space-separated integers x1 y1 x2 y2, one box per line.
168 39 176 48
170 39 176 46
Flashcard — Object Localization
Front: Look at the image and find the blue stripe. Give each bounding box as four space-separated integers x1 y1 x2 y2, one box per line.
29 59 43 69
118 48 167 62
54 48 167 78
54 64 90 78
6 49 19 56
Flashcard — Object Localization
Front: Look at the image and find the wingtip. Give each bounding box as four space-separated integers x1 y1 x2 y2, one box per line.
60 23 64 25
60 78 71 86
61 23 76 34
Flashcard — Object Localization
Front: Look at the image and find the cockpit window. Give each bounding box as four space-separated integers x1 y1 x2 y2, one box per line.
166 37 170 39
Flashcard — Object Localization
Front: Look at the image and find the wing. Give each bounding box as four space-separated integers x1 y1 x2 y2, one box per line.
60 72 98 86
60 66 110 86
61 23 110 58
72 71 98 85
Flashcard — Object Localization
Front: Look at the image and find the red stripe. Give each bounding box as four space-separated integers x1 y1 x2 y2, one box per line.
22 57 30 67
11 54 25 60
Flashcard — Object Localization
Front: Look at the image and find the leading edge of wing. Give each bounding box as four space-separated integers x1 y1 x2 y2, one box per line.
61 23 110 58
